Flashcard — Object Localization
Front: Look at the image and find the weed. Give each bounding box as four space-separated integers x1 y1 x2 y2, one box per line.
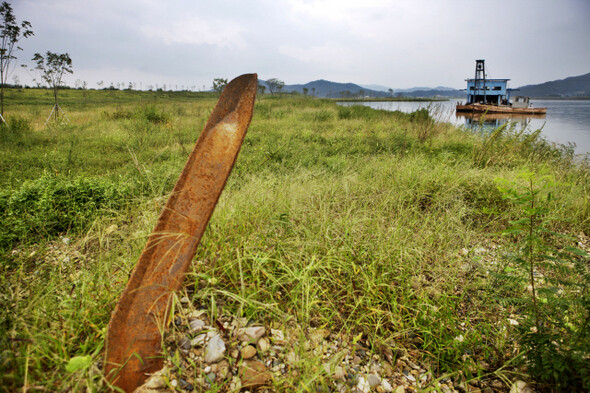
137 104 169 124
0 115 32 142
492 172 590 391
0 173 133 253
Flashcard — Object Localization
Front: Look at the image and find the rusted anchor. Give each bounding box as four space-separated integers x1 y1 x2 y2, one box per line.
105 74 258 392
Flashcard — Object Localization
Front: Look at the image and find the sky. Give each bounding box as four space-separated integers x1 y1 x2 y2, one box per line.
9 0 590 91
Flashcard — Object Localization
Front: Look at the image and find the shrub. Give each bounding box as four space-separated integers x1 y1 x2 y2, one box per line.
0 115 32 142
0 174 132 252
492 172 590 391
136 104 169 124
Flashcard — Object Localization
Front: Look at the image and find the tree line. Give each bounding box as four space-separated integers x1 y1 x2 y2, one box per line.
213 77 285 96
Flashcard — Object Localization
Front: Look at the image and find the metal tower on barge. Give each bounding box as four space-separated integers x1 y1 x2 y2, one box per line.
456 59 546 115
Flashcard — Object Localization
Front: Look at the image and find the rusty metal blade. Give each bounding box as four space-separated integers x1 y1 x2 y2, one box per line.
104 73 257 392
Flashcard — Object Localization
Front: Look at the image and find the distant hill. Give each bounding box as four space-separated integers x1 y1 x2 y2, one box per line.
515 73 590 98
260 79 462 98
283 79 390 98
360 84 393 92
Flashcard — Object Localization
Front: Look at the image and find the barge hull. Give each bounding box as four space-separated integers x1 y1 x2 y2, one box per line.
456 103 547 115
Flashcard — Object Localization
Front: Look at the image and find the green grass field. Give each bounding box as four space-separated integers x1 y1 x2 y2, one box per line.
0 88 589 392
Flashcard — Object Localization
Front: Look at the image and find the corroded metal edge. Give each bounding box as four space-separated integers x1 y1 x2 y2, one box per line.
104 74 257 392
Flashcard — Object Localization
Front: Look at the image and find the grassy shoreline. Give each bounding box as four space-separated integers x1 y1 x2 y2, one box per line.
1 89 589 391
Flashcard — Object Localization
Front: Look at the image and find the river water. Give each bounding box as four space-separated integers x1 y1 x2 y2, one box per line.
339 99 590 156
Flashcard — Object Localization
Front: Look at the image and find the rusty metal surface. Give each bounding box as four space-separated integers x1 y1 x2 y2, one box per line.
104 74 257 392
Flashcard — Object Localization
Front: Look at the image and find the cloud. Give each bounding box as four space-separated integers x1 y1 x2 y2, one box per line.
11 0 590 89
138 17 247 49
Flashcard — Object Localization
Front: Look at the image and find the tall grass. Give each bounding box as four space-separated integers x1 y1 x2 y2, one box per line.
0 89 588 391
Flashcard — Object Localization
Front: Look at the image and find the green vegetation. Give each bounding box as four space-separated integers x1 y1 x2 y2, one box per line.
492 173 590 389
0 88 588 391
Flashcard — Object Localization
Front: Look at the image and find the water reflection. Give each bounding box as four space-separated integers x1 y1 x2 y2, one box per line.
457 112 546 131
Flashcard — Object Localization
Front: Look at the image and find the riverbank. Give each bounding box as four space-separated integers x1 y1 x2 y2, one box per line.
1 91 589 391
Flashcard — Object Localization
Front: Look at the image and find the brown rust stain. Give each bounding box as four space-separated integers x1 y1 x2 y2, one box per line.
104 74 257 392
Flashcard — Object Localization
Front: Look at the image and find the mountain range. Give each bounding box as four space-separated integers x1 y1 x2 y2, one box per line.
515 73 590 98
261 72 590 99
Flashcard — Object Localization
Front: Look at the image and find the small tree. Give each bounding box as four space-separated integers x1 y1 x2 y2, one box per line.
32 51 73 123
266 78 284 95
212 78 227 94
0 1 33 118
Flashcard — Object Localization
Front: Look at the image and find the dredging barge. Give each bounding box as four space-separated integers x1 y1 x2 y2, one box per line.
456 59 546 115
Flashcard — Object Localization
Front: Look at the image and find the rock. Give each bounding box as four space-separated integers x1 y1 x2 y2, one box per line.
407 360 420 370
179 336 191 350
333 366 346 381
180 296 190 304
142 375 167 389
240 345 258 359
237 326 266 342
367 374 381 387
204 334 226 363
309 328 330 345
370 363 382 374
229 375 242 391
179 379 193 391
286 351 300 364
189 319 206 332
205 372 216 384
356 376 371 393
271 328 285 343
394 386 405 393
507 318 519 326
510 380 532 393
440 384 454 393
381 379 393 392
188 309 207 319
257 337 271 353
191 334 206 347
382 362 393 378
239 360 272 389
215 360 230 380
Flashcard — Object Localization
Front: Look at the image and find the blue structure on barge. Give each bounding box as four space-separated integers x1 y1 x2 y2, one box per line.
457 60 546 114
465 59 510 105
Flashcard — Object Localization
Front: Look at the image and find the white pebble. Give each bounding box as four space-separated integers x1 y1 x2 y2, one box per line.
381 379 393 392
356 377 371 393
